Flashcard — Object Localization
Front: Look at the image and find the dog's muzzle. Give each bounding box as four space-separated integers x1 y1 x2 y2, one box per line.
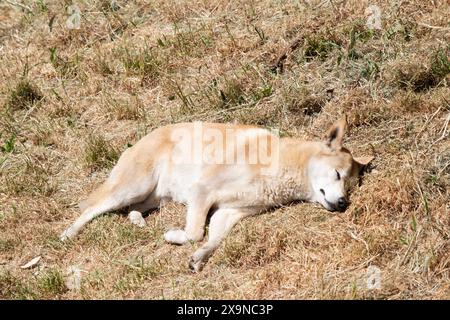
325 197 348 212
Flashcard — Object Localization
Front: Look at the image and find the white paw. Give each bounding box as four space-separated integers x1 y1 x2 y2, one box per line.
60 227 76 242
164 229 188 245
129 210 146 228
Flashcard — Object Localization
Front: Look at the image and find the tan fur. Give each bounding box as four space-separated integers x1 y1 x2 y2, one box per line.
61 118 373 272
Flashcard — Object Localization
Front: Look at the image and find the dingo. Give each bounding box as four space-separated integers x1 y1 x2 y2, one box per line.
61 117 373 272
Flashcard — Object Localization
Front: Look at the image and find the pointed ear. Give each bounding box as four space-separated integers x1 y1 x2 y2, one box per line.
325 116 347 151
353 155 375 175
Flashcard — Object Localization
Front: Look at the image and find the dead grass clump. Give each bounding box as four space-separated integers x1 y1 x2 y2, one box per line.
214 78 246 109
221 225 289 268
231 102 282 128
0 271 36 299
215 79 273 111
430 47 450 80
99 0 121 12
38 268 67 297
167 66 275 124
0 238 17 253
277 83 328 128
334 89 388 128
39 229 65 251
120 45 164 86
303 36 340 62
428 242 450 274
383 19 414 42
393 47 449 92
359 60 380 81
49 48 81 79
28 118 59 147
362 229 404 263
423 150 449 195
6 80 43 110
103 95 145 121
80 214 156 250
349 171 420 221
84 134 119 171
286 94 325 117
114 256 162 293
95 55 115 77
255 267 284 298
169 24 215 58
390 92 427 113
1 158 58 197
2 264 70 299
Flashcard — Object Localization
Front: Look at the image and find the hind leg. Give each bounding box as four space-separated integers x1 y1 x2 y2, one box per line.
129 192 160 214
61 177 158 241
60 195 122 241
128 193 160 227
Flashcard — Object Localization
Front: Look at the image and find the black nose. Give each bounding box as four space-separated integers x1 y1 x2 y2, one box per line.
337 197 348 211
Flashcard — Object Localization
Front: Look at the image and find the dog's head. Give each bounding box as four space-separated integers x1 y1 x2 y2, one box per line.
308 116 374 212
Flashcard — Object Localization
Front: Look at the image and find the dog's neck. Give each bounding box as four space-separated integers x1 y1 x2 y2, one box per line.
259 139 324 205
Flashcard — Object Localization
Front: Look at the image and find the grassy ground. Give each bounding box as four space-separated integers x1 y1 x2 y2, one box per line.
0 0 449 299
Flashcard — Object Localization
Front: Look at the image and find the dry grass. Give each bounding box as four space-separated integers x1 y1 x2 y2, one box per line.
0 0 449 299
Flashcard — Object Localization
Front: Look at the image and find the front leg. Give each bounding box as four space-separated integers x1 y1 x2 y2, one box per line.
164 197 212 245
188 208 249 272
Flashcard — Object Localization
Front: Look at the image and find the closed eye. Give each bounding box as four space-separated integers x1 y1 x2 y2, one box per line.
336 170 341 180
